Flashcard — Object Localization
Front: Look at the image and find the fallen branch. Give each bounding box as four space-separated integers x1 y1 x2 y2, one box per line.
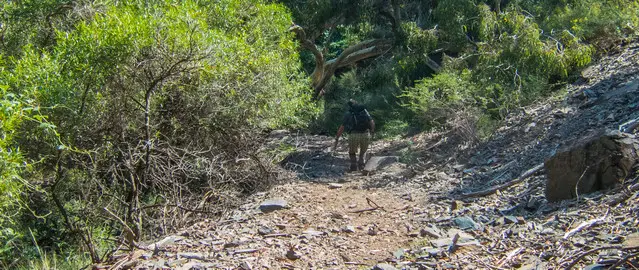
423 136 446 151
608 182 639 205
462 163 545 198
344 262 368 266
350 198 385 213
563 210 609 240
263 233 290 238
233 249 260 255
619 118 639 133
608 251 639 268
563 245 623 269
497 247 524 268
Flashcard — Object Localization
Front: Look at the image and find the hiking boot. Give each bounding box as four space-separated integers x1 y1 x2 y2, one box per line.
349 153 358 172
349 163 358 172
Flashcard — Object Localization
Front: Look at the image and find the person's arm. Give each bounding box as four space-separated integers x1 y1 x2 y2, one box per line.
363 109 375 139
369 120 375 139
334 125 345 149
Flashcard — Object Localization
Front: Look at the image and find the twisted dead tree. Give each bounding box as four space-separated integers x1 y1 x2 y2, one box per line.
289 24 393 100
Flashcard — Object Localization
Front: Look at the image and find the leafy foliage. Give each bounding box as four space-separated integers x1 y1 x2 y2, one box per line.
0 0 317 266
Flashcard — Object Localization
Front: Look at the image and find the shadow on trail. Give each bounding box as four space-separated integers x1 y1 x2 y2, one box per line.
281 150 350 181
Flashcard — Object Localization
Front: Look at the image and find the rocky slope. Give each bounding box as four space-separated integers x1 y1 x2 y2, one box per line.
101 43 639 270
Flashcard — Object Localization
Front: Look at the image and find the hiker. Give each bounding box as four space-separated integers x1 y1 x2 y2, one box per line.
334 99 375 171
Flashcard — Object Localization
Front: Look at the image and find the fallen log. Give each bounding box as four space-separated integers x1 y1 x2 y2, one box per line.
462 163 544 198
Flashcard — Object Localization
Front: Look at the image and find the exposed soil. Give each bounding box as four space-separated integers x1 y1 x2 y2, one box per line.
103 43 639 270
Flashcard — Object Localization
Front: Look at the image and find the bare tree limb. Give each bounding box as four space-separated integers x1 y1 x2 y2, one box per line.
290 24 394 100
462 163 545 198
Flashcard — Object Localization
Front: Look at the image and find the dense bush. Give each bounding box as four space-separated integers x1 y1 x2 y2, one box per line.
0 0 317 266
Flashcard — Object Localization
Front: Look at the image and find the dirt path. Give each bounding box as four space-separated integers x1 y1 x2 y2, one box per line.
109 165 429 269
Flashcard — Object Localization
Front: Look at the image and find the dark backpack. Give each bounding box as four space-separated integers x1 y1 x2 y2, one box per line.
347 105 371 132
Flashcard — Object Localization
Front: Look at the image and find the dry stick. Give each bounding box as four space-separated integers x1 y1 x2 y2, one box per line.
233 249 260 255
619 118 639 133
563 209 609 240
463 163 545 198
103 207 137 248
608 252 639 269
497 247 524 268
574 165 591 203
563 245 623 270
344 262 368 266
423 136 446 151
351 197 386 213
263 233 290 238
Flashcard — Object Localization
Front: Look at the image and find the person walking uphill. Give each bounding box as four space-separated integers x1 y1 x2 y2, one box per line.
334 99 375 172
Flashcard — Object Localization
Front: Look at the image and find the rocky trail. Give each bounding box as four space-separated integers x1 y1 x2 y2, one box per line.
104 44 639 269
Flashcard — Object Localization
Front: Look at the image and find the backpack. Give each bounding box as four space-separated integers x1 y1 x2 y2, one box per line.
346 105 371 132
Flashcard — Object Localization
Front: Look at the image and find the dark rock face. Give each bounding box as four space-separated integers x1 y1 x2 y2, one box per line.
545 130 638 202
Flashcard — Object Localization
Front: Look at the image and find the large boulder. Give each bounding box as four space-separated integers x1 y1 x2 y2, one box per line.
545 130 639 202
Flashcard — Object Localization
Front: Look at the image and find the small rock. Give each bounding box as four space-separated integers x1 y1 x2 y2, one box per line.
451 200 465 211
421 248 442 257
516 216 526 224
494 217 507 226
572 237 587 247
285 249 301 260
453 216 482 230
503 216 518 224
541 228 555 235
168 259 188 267
239 261 252 270
393 249 405 259
147 235 184 249
258 226 273 235
368 227 378 236
623 232 639 249
181 261 207 270
178 252 205 260
372 263 399 270
442 263 456 269
431 238 453 248
259 199 288 213
342 226 356 233
420 226 442 238
328 183 343 189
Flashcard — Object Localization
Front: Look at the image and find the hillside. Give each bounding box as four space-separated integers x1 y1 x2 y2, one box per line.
102 43 639 270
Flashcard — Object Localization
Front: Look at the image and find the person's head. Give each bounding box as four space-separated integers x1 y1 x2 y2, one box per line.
347 99 357 108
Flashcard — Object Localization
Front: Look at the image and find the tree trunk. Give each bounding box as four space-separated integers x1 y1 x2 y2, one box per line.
290 24 392 100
